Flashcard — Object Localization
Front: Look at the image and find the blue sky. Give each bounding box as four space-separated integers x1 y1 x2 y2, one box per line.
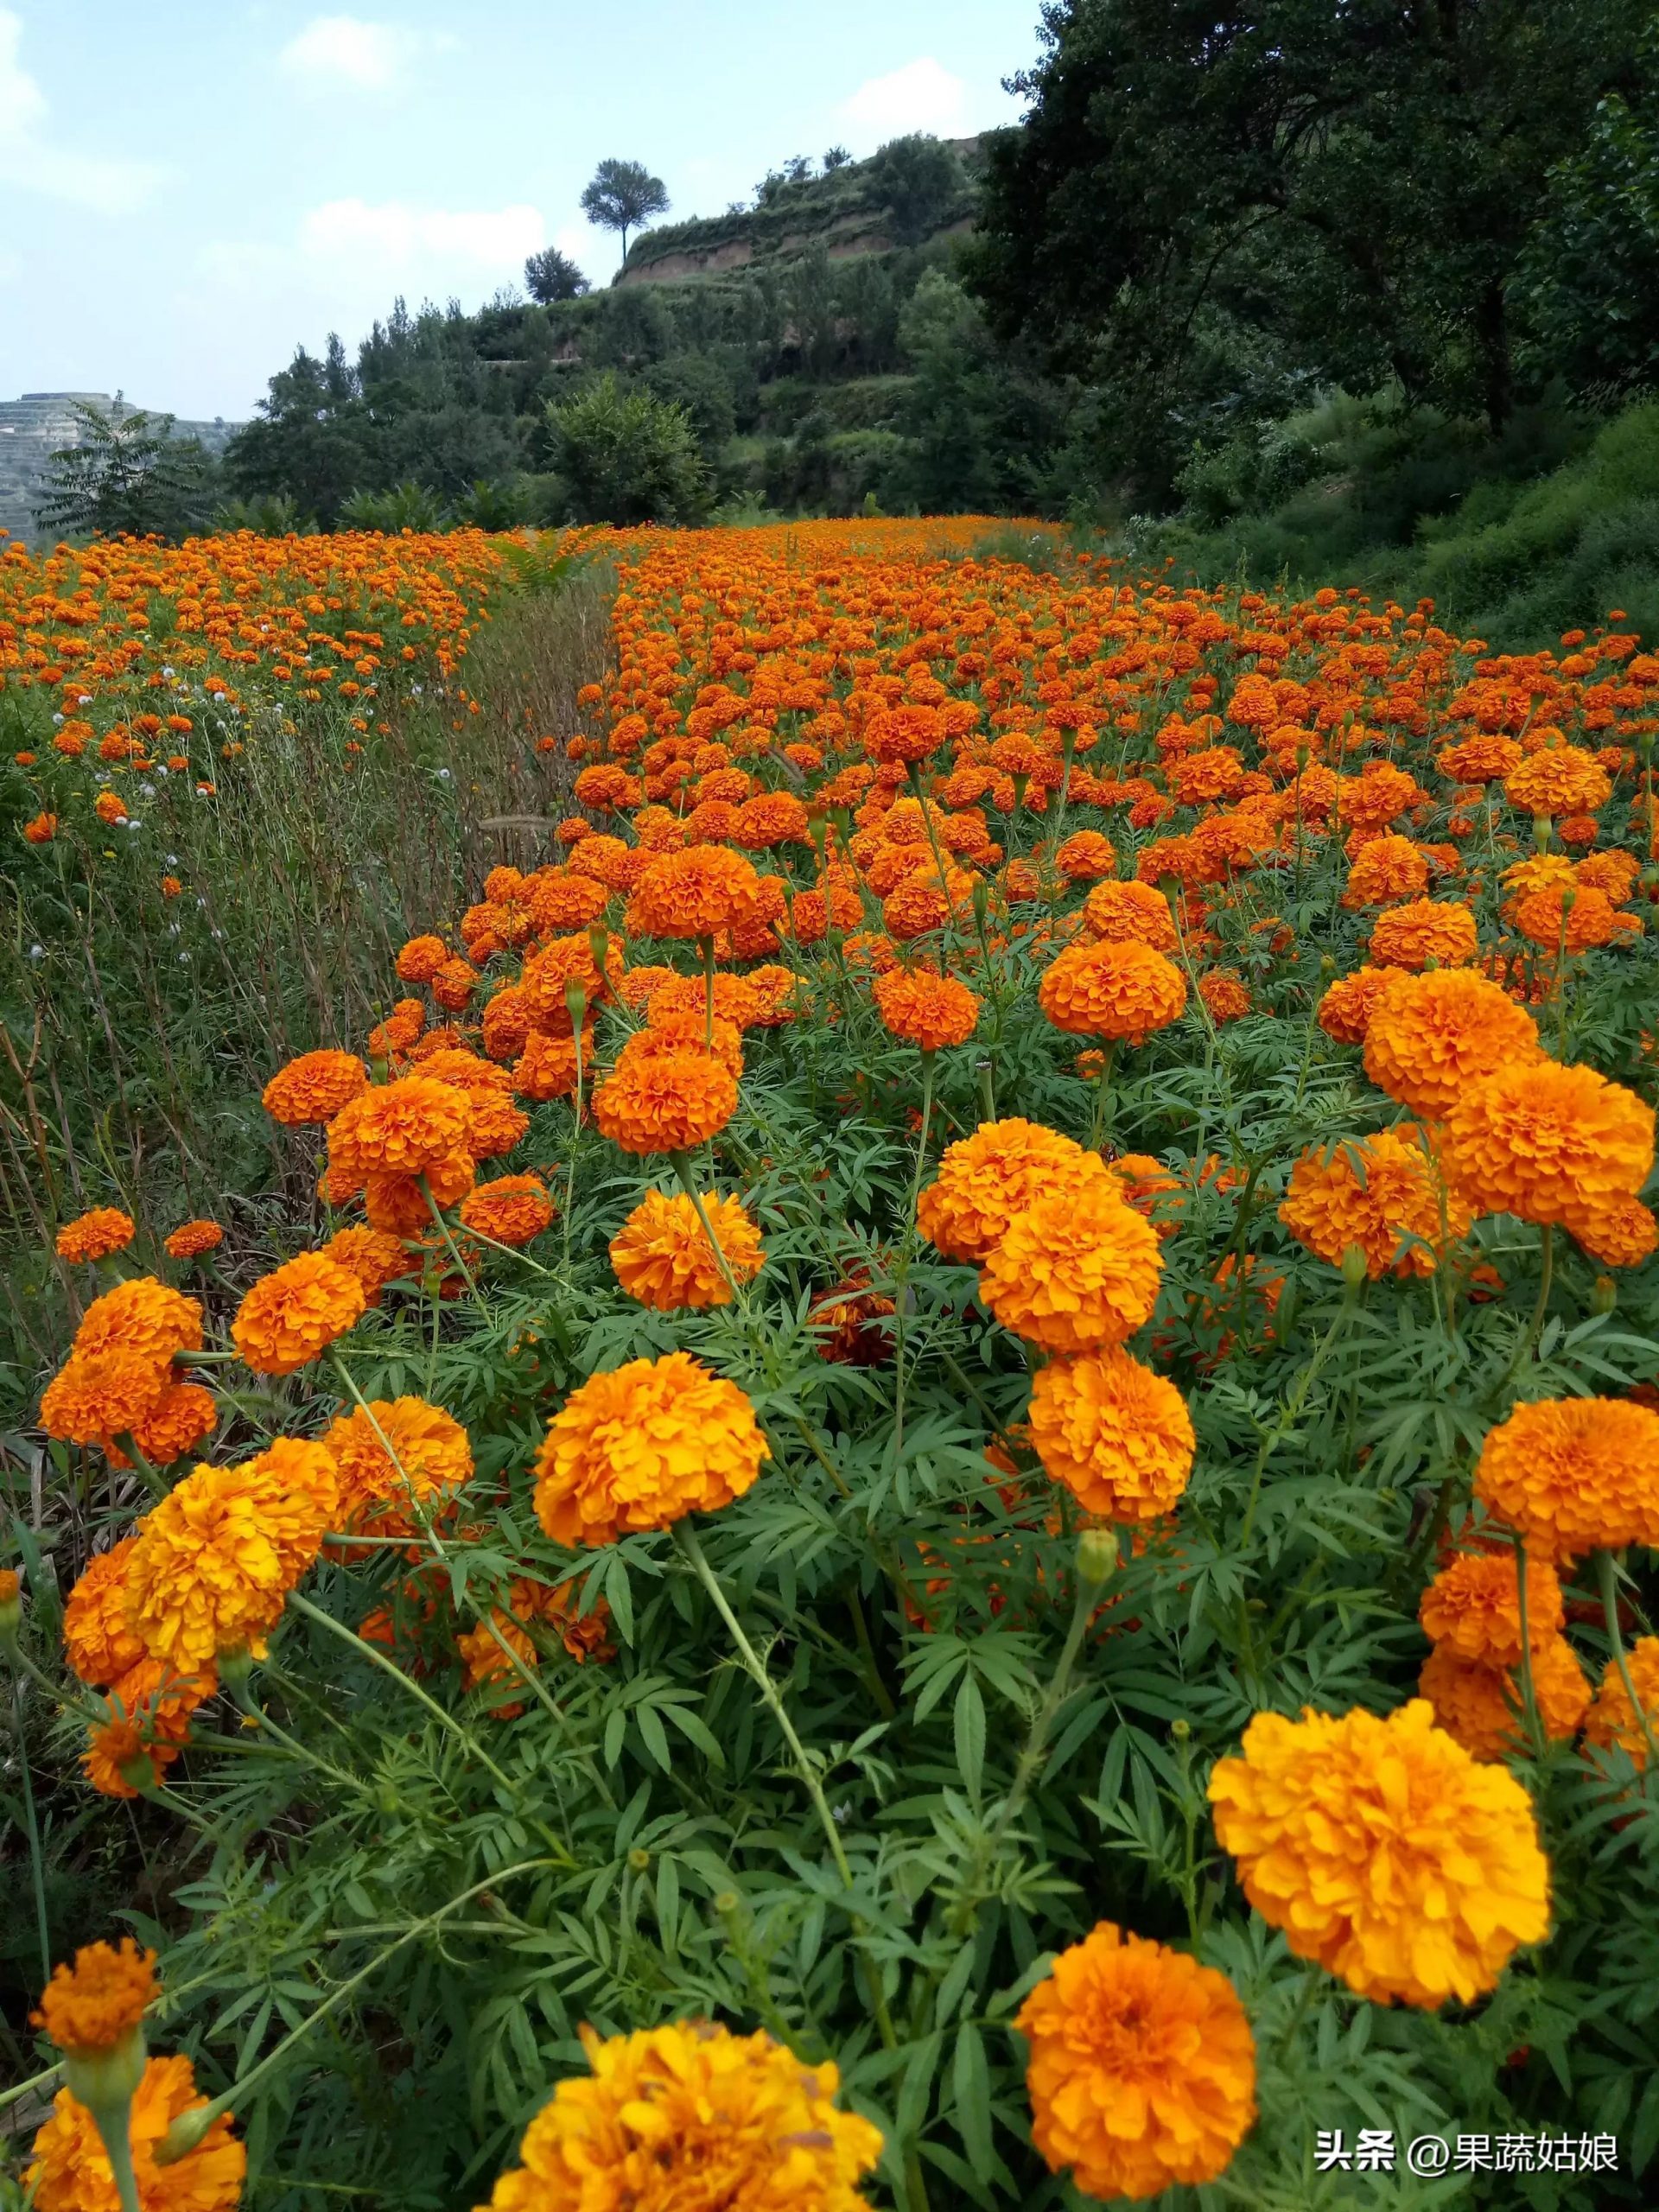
0 3 1039 421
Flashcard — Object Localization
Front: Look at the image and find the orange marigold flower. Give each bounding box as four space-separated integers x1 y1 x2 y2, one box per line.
592 1049 738 1157
27 2053 244 2212
240 1439 341 1575
1584 1637 1659 1769
22 810 58 843
1017 1921 1255 2201
1038 938 1186 1043
1055 830 1119 881
40 1350 167 1448
1198 967 1250 1022
532 1351 769 1546
327 1074 473 1180
1504 744 1611 818
633 1007 745 1081
74 1282 204 1362
1207 1699 1550 2007
33 1938 156 2056
231 1250 365 1376
460 1174 557 1248
1079 877 1178 950
1513 880 1620 953
609 1190 764 1310
261 1048 367 1127
1473 1395 1659 1560
626 846 765 940
477 2020 880 2212
871 966 981 1051
1027 1348 1194 1522
83 1656 215 1800
322 1224 414 1302
1572 1194 1658 1268
1316 964 1403 1046
54 1208 135 1263
980 1182 1163 1352
1278 1128 1472 1279
1418 1635 1589 1762
1367 897 1478 971
514 1026 594 1102
113 1381 218 1470
1420 1547 1562 1666
163 1218 223 1262
1361 968 1541 1118
917 1119 1108 1263
364 1153 475 1236
64 1539 145 1686
395 932 449 982
124 1456 330 1669
1441 1059 1653 1230
1342 833 1428 909
323 1396 474 1540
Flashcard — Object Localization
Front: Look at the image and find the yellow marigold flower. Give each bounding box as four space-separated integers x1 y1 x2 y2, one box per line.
240 1440 341 1573
1038 937 1187 1042
460 1174 557 1248
1418 1636 1589 1763
1316 963 1403 1046
477 2019 881 2212
73 1278 202 1367
1207 1699 1551 2008
1027 1349 1194 1521
40 1351 168 1448
1585 1637 1659 1769
871 965 981 1051
1473 1395 1659 1560
1361 968 1541 1118
261 1048 367 1127
980 1183 1163 1353
33 1939 156 2056
609 1190 764 1310
1016 1921 1255 2201
1079 876 1178 950
533 1351 768 1546
54 1208 135 1263
163 1218 224 1262
1277 1128 1472 1279
323 1396 473 1540
124 1457 329 1670
1441 1059 1653 1230
1367 897 1478 971
231 1251 365 1376
1419 1548 1562 1667
327 1073 473 1180
592 1049 738 1156
27 2054 244 2212
64 1539 146 1687
917 1118 1109 1264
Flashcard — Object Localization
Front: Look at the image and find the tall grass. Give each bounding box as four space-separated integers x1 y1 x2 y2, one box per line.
0 564 616 1421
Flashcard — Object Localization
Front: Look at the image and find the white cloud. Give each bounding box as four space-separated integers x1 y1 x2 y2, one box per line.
836 57 971 149
0 9 161 212
278 16 454 94
298 198 545 270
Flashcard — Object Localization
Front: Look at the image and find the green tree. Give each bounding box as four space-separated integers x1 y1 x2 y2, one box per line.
524 246 589 303
544 373 709 524
580 159 671 260
225 339 372 528
868 134 968 246
36 404 219 542
971 0 1648 448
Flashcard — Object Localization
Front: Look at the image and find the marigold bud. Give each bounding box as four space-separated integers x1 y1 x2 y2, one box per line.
1077 1527 1117 1587
1591 1274 1618 1315
1340 1243 1368 1291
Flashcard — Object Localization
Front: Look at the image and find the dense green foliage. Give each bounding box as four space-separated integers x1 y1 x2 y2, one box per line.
36 406 219 543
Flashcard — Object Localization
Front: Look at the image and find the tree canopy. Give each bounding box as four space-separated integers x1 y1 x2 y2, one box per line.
524 245 589 303
36 404 218 542
580 159 671 258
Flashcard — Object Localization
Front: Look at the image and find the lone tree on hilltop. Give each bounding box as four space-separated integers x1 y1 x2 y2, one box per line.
524 245 590 302
580 159 670 261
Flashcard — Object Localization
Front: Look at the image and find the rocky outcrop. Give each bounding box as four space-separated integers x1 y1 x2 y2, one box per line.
0 393 242 547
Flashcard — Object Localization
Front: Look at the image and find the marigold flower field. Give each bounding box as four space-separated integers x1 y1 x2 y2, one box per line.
3 517 1659 2209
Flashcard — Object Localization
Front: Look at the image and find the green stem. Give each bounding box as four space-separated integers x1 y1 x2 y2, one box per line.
1596 1549 1659 1776
156 1856 564 2164
10 1677 50 1985
89 2101 143 2212
420 1173 478 1299
1511 1534 1546 1760
669 1150 744 1306
286 1591 520 1798
1085 1040 1118 1153
984 1557 1099 1859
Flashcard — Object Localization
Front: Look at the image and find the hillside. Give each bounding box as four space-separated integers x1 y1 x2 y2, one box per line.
617 137 986 284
